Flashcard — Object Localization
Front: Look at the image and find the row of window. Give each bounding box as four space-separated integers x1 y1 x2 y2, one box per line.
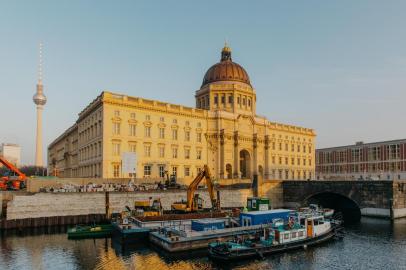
272 142 312 153
79 163 102 178
79 142 102 161
112 163 202 178
213 94 252 108
318 144 403 164
271 156 313 167
114 110 202 127
112 122 202 142
318 161 404 174
111 142 202 160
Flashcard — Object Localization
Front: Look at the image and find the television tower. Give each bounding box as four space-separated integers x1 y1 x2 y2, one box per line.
33 43 47 167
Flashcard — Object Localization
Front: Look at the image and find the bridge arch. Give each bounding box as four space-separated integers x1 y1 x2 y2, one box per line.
303 191 361 223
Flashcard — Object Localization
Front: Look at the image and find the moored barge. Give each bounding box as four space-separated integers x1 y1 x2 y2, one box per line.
208 210 341 261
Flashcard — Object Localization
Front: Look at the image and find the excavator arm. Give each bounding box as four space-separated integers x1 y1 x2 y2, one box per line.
0 156 26 181
171 165 220 212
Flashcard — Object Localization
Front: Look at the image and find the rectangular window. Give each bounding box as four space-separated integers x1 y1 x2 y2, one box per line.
228 95 233 103
114 110 120 117
172 129 178 140
159 146 165 158
303 159 306 166
297 145 300 152
172 148 178 158
303 145 306 153
308 145 312 153
297 158 300 165
279 143 282 151
185 131 190 141
145 115 151 121
113 122 120 135
144 145 151 157
172 166 177 176
221 95 225 104
184 167 190 177
185 148 190 159
237 97 240 104
145 126 151 137
285 157 288 165
197 150 202 160
197 133 202 142
130 113 136 119
279 157 282 164
113 164 120 178
309 159 312 166
214 96 218 104
144 165 151 177
159 128 165 139
272 142 275 150
285 143 288 151
272 156 275 164
112 143 120 156
291 158 295 165
129 144 136 153
159 165 165 178
129 124 136 136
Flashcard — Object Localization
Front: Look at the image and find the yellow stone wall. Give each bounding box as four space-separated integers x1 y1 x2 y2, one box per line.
49 91 315 182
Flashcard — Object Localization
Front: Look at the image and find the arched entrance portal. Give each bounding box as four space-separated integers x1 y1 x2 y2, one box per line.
239 150 251 178
226 164 232 179
304 192 361 224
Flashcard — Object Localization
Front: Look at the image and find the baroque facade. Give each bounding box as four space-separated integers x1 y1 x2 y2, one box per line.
48 45 316 181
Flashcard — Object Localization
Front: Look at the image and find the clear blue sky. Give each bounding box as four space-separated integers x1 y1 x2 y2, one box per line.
1 1 406 165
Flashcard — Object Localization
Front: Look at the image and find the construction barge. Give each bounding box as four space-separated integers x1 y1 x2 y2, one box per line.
112 211 230 244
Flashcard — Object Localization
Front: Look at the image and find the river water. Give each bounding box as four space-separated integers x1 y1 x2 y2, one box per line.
0 217 405 270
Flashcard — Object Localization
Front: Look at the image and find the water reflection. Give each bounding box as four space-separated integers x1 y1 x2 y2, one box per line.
0 218 405 270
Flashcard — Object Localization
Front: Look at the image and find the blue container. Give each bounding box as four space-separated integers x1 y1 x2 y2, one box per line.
239 209 293 226
191 219 225 231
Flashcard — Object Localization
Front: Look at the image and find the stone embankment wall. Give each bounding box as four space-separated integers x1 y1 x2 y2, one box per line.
5 188 254 220
26 177 253 193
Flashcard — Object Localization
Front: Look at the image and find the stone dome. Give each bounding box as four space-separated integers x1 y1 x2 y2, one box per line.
202 45 251 87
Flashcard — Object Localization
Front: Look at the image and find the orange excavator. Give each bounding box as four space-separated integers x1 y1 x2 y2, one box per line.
171 165 220 213
0 156 27 190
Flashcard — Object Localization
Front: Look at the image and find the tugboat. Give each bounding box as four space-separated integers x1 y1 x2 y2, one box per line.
208 210 341 261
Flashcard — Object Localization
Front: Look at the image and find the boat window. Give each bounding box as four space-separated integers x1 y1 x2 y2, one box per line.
300 219 306 226
314 220 319 225
284 233 289 240
291 232 297 238
298 231 304 237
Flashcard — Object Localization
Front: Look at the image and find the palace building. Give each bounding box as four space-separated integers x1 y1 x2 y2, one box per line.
48 45 316 181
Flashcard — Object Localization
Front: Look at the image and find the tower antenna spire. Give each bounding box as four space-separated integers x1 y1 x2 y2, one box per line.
38 42 43 85
33 42 47 167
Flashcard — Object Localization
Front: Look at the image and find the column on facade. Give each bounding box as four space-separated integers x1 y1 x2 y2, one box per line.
264 135 270 179
233 131 239 178
253 133 258 176
219 129 225 179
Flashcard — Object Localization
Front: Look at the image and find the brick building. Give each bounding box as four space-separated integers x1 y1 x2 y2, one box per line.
316 139 406 180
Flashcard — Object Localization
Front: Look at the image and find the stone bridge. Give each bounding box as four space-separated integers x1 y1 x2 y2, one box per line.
280 180 406 221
